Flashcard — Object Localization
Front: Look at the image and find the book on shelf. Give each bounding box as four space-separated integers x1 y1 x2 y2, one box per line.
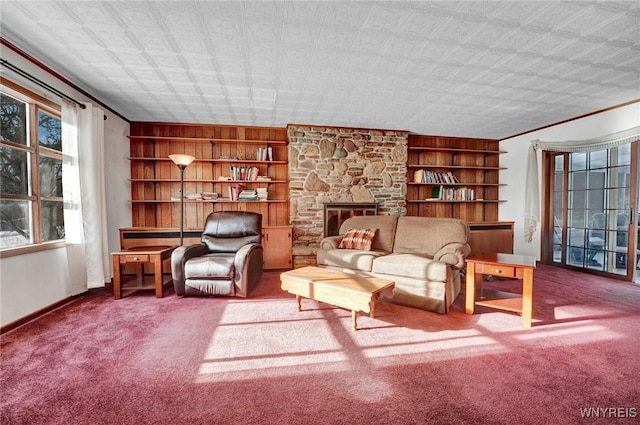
429 185 475 201
255 146 273 161
229 165 260 180
227 184 246 201
414 169 459 184
238 189 259 201
256 187 268 200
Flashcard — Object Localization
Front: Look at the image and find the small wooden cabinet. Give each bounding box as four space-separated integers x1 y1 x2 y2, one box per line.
263 226 292 270
468 221 514 254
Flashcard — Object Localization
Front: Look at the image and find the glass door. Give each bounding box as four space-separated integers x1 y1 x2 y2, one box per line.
548 142 638 281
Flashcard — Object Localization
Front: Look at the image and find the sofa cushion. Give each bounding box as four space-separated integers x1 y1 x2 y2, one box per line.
339 216 398 253
372 253 448 281
338 228 377 250
393 217 469 256
316 249 387 272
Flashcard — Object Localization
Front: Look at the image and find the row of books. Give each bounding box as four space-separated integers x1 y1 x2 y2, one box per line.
413 169 459 184
256 146 274 161
229 166 261 181
228 186 268 201
430 185 475 201
218 148 274 162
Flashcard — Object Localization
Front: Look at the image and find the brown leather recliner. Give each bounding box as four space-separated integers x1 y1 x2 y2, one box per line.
171 211 263 297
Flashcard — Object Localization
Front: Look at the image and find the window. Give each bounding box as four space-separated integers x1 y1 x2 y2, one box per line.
546 142 638 281
0 81 64 254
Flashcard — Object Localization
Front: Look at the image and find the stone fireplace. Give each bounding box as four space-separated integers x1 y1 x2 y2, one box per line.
287 125 408 267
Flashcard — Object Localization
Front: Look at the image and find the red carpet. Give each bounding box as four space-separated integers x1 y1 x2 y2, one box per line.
2 264 640 424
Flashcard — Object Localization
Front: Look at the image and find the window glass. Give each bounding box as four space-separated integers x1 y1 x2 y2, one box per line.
569 152 586 171
40 200 64 242
38 110 61 151
0 199 31 248
0 146 29 195
614 143 631 166
589 150 607 169
0 93 27 146
39 156 62 197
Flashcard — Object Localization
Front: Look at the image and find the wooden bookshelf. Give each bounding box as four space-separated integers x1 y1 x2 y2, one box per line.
128 123 289 230
406 134 506 222
406 134 512 253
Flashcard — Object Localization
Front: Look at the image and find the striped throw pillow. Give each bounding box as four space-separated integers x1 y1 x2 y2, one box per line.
338 228 377 251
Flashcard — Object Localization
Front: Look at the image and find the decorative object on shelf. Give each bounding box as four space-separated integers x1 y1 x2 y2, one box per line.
169 153 196 245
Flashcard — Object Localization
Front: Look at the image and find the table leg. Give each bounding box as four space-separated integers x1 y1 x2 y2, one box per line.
153 255 163 298
521 267 534 328
465 262 476 314
113 256 122 300
296 295 302 312
370 299 376 318
352 310 358 331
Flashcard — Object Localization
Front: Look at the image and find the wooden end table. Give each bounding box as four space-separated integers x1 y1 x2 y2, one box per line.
465 253 536 328
280 266 395 331
112 245 176 299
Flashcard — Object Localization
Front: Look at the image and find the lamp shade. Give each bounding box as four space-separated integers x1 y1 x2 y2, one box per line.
169 154 195 167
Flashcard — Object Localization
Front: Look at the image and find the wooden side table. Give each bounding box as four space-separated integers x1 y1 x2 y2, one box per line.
465 253 536 328
112 246 176 299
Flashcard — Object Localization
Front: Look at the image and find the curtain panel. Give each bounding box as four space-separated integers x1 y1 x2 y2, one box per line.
524 126 640 242
61 103 109 294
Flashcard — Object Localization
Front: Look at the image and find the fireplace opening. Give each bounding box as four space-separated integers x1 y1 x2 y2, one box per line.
323 203 379 237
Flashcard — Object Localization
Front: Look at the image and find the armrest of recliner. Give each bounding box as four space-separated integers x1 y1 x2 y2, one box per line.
171 244 210 296
433 242 471 270
319 235 344 250
233 243 263 297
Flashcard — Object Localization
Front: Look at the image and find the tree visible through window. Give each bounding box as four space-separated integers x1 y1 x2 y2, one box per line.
0 87 64 251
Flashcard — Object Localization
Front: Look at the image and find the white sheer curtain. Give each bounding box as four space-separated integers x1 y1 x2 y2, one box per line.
61 102 110 294
524 126 640 242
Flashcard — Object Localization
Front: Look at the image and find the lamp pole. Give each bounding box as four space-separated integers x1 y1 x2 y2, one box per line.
177 163 186 246
169 154 196 246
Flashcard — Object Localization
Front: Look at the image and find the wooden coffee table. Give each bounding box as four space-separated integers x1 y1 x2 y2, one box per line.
280 266 395 330
465 253 536 328
112 245 176 299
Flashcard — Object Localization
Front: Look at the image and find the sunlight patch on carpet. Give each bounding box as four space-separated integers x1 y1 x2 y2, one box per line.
196 300 352 382
514 322 622 344
552 304 624 320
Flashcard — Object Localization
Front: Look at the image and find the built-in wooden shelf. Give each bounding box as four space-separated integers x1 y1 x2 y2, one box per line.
128 123 290 230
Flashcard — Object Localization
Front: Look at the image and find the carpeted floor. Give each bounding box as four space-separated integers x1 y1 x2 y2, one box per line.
2 264 640 424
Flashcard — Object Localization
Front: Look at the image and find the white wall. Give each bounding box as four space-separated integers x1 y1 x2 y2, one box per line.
0 46 131 327
500 102 640 259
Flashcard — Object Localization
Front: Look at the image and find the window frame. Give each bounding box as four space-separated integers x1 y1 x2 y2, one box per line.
0 77 65 258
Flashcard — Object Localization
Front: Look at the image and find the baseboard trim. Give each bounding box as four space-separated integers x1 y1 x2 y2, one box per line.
1 288 106 335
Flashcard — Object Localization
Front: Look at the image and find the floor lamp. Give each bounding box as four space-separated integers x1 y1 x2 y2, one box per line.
169 154 195 245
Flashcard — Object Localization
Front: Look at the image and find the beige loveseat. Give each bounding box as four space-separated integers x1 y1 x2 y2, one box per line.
316 215 471 314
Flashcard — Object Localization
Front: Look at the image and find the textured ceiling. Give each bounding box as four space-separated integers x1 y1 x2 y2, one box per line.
1 1 639 139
